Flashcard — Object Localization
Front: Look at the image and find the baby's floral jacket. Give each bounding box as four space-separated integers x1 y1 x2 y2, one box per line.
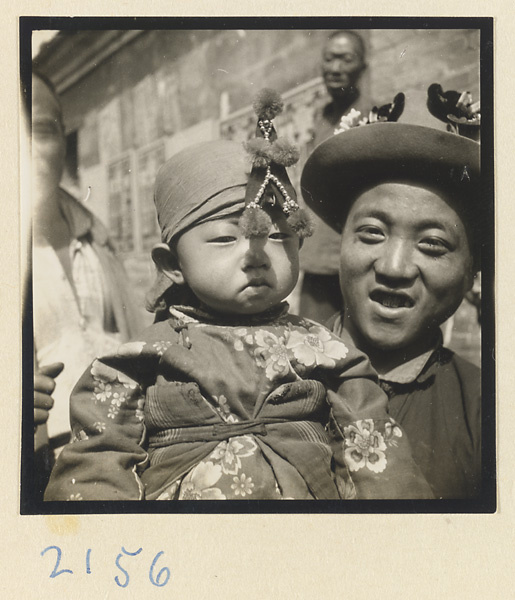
45 303 432 501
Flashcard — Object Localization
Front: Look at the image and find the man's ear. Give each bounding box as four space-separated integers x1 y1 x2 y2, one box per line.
356 60 368 80
465 269 478 294
151 243 185 286
461 258 478 295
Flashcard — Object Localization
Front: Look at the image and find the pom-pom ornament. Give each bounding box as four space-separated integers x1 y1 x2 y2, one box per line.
244 138 272 168
252 88 284 120
286 207 315 237
268 138 300 167
239 204 273 238
240 88 313 239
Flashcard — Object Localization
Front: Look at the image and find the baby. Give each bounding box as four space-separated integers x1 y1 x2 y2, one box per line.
45 92 431 501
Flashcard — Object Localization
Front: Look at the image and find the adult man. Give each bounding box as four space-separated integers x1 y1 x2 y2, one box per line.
31 71 143 494
301 119 483 499
299 30 371 322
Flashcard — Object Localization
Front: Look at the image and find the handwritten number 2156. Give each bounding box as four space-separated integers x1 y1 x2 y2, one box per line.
40 546 170 588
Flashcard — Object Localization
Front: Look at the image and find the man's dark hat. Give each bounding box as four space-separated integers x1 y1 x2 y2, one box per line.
301 121 481 233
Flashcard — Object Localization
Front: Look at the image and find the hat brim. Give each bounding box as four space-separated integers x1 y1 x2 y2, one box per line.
300 122 481 232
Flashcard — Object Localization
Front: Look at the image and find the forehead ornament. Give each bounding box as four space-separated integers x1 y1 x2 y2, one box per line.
239 88 313 239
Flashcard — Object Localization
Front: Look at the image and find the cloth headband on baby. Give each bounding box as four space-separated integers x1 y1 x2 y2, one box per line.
154 139 250 245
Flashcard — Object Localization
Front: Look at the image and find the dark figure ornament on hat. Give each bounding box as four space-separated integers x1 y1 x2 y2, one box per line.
427 83 480 141
334 92 405 133
240 88 314 239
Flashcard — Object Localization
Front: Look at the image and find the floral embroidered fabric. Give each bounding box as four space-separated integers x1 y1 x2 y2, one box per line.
45 305 433 501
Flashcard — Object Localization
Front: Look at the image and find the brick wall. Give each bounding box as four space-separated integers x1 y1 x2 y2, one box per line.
369 29 480 128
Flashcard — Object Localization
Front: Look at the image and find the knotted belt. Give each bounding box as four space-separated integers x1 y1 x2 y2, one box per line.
148 418 325 448
146 418 338 499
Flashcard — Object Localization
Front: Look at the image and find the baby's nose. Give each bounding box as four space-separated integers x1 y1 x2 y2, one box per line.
242 238 270 270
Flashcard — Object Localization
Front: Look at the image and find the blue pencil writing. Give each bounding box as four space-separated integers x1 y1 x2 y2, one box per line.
41 546 73 578
149 551 171 587
114 546 143 588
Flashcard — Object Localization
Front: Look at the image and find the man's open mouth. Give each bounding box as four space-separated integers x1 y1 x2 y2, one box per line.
370 290 415 309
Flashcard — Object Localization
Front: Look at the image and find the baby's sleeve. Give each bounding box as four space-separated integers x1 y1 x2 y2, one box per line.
322 327 434 499
44 347 153 501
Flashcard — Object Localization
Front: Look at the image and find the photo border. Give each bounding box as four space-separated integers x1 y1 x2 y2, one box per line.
20 15 496 515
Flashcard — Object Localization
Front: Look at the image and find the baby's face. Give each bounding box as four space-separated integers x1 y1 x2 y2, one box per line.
175 210 300 315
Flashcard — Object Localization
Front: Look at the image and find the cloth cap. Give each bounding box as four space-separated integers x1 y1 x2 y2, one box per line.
301 122 481 233
147 139 249 313
154 139 250 245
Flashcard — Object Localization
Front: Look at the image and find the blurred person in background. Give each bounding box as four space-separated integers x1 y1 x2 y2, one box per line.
299 30 373 323
31 70 143 497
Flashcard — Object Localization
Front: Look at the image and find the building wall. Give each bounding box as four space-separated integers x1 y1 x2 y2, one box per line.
368 29 480 127
35 27 482 361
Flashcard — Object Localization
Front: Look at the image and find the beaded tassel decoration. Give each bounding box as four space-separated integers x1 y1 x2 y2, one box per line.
239 88 313 239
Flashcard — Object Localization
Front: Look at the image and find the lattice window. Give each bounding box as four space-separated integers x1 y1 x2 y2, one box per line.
107 156 134 253
137 143 166 251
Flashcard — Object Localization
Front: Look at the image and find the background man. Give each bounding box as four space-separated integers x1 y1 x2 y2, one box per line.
299 30 373 323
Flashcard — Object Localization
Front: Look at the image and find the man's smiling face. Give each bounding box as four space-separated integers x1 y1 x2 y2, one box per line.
339 182 475 357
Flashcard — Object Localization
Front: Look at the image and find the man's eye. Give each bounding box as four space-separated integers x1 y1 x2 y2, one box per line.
269 232 289 241
419 238 450 256
209 236 237 244
33 124 60 136
356 227 384 243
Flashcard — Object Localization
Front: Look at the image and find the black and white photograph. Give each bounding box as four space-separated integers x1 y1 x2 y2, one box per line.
21 18 494 514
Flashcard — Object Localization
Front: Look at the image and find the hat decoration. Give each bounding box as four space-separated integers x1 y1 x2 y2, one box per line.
427 83 480 140
334 92 405 135
239 88 313 239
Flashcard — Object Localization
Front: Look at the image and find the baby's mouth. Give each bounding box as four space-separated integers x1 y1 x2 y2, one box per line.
370 289 415 309
244 278 270 289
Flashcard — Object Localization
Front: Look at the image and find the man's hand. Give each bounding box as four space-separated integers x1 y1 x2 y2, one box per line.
34 362 64 427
